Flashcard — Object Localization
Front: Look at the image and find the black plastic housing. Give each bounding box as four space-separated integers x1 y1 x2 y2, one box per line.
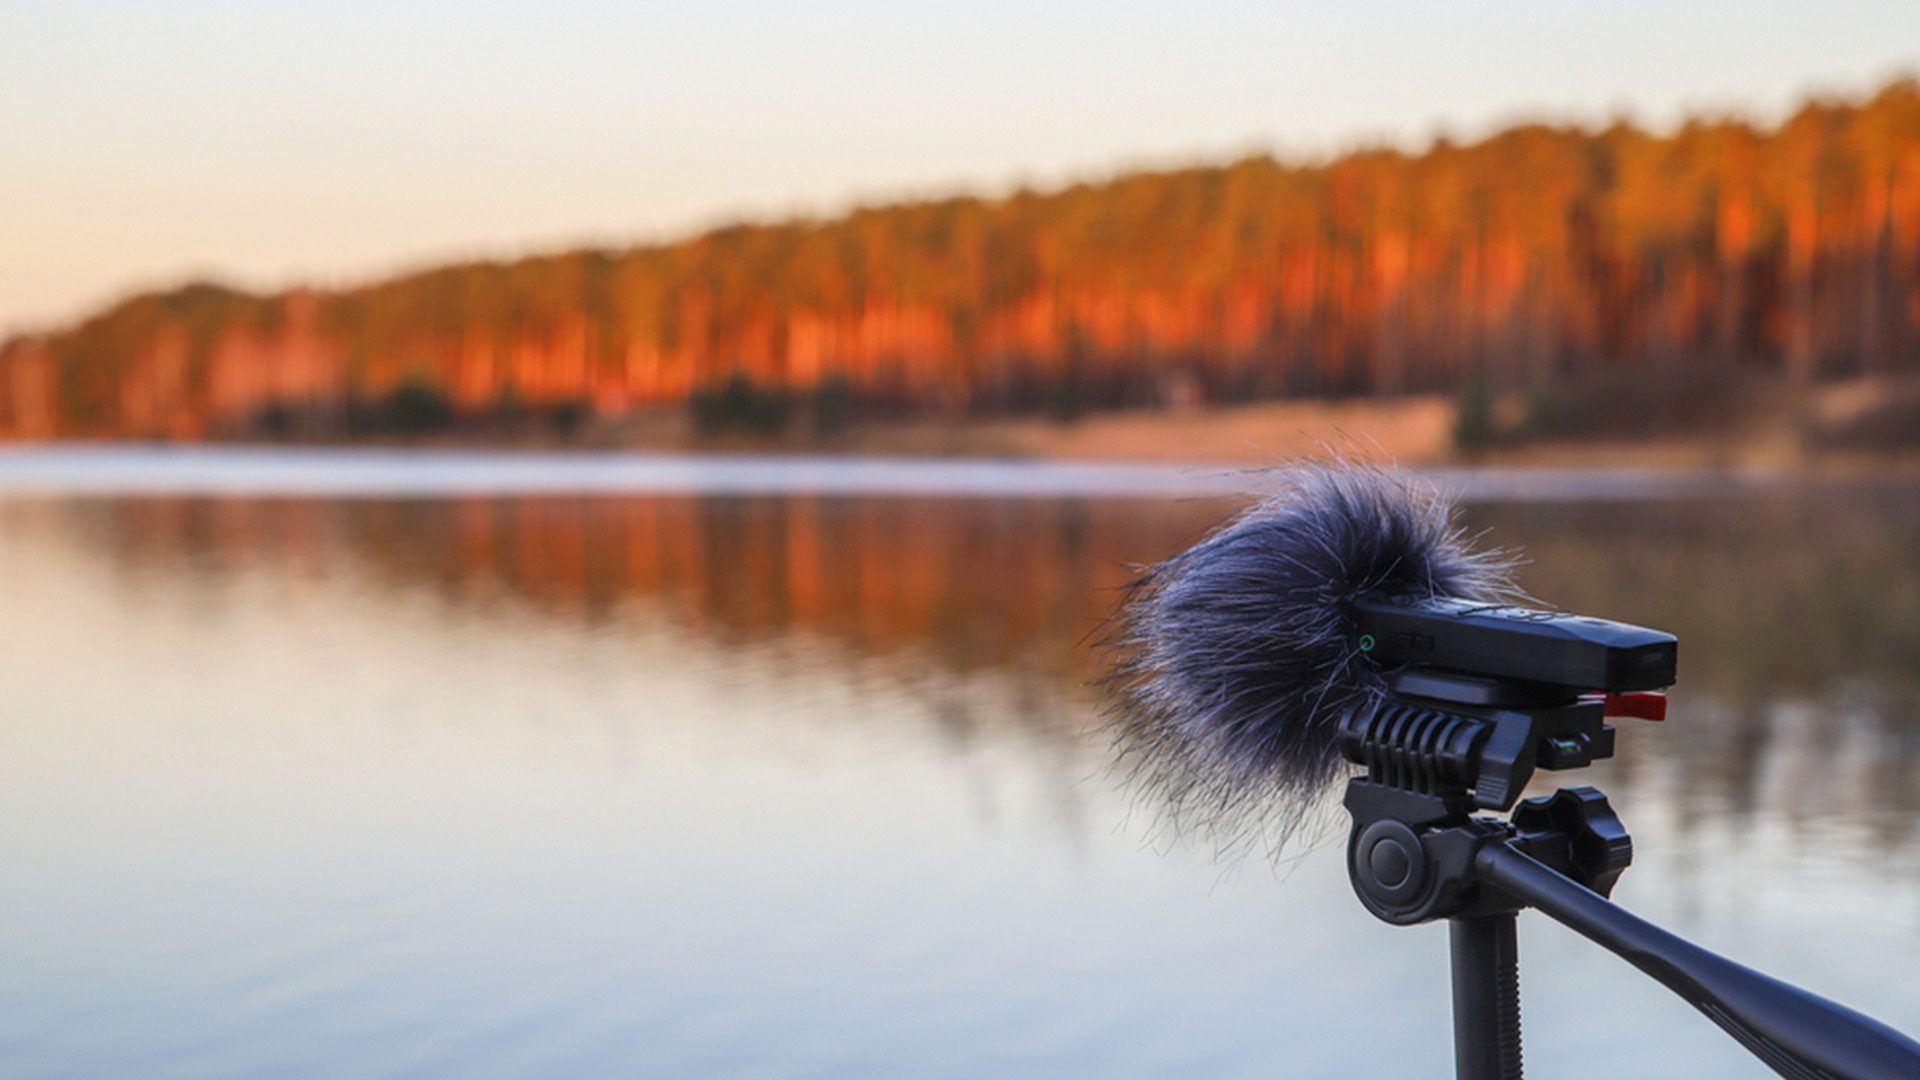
1354 596 1677 692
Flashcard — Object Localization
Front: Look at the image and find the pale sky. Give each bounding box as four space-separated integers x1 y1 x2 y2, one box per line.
4 0 1918 336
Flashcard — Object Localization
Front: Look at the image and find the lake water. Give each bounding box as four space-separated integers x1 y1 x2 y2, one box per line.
1 451 1917 1078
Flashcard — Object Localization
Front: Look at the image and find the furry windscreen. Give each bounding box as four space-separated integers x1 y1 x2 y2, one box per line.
1102 461 1519 858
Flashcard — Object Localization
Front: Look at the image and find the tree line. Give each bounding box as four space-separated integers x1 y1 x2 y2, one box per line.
4 78 1919 440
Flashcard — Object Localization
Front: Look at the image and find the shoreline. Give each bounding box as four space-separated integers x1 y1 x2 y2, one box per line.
0 442 1903 501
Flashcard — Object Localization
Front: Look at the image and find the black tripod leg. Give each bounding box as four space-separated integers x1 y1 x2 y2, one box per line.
1450 913 1523 1080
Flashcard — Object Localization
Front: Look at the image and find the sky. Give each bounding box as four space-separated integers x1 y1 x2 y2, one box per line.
4 0 1919 337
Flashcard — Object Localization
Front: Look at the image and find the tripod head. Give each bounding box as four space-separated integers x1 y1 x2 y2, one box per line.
1337 597 1674 926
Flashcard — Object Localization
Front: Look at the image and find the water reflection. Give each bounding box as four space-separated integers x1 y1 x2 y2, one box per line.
23 490 1920 815
1 486 1918 1078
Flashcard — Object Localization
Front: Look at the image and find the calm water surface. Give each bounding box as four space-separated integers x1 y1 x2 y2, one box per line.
1 453 1918 1078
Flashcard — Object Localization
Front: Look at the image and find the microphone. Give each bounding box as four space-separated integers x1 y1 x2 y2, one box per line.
1103 460 1518 852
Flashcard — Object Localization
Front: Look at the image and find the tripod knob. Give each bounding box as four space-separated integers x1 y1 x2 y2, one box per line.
1341 779 1513 924
1511 786 1633 897
1354 819 1429 912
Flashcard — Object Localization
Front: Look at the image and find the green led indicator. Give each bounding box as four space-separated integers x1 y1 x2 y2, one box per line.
1358 633 1376 652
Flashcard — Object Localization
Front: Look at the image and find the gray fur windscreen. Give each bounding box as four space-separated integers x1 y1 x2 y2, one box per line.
1100 461 1519 858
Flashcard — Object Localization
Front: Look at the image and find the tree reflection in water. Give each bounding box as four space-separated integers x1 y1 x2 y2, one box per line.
11 487 1920 850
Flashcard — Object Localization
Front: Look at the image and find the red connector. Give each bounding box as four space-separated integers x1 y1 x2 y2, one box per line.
1580 690 1668 722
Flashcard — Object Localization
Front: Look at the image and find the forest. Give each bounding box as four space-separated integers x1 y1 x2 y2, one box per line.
4 78 1919 443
